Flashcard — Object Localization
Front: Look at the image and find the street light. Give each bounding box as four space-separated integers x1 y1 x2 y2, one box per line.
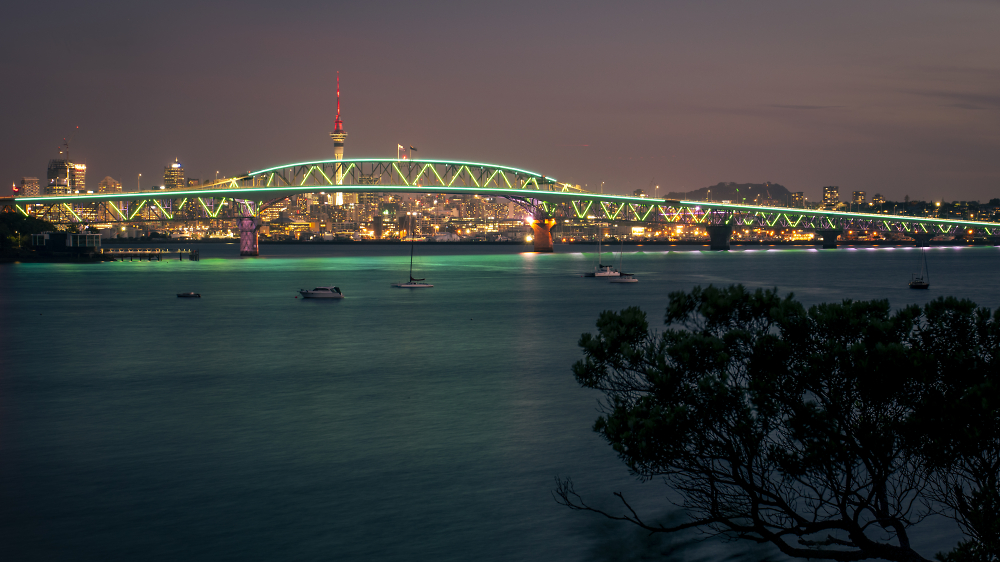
138 173 141 191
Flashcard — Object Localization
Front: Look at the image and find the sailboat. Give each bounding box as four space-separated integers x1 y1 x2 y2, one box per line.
909 245 930 289
610 240 638 283
584 234 620 277
392 239 433 288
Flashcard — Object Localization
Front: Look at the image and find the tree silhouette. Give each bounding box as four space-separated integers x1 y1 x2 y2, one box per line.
557 285 999 562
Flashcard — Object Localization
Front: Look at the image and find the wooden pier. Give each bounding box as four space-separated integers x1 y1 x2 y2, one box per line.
100 248 200 261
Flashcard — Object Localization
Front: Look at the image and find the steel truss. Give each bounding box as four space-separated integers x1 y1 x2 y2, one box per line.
13 197 287 226
4 157 999 237
539 202 1000 237
247 159 570 194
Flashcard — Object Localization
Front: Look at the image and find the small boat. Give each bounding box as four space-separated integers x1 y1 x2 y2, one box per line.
909 246 930 289
584 236 620 277
586 264 621 277
177 292 201 298
608 240 636 283
299 286 345 298
392 277 434 288
392 239 433 288
610 273 638 283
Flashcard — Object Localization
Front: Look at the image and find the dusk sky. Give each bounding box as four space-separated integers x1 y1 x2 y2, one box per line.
4 0 1000 201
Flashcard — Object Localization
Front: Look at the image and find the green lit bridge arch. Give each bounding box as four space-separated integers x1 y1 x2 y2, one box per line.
4 158 1000 253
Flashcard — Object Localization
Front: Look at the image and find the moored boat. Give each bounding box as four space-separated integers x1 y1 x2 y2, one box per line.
610 273 638 283
393 237 433 288
299 286 345 298
909 246 930 289
584 236 620 277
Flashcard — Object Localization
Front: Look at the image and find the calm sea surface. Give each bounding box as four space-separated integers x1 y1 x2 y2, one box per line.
2 242 996 561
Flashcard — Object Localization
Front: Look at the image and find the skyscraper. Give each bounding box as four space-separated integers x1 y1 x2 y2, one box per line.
19 177 40 196
73 164 86 192
46 160 85 194
330 72 348 195
99 176 122 193
164 158 185 190
822 186 839 208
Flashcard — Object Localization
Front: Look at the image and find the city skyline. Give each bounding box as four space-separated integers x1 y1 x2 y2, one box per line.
4 1 1000 201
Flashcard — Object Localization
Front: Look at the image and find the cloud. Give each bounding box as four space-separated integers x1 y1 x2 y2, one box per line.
910 90 1000 110
768 104 844 110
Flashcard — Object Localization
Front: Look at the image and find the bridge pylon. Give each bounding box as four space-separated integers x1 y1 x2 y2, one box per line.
816 228 843 249
529 215 557 252
910 232 934 247
236 199 260 256
705 224 734 251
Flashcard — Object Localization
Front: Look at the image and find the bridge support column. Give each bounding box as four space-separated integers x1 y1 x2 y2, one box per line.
238 217 259 256
910 232 934 247
815 229 842 249
530 218 556 252
705 224 733 251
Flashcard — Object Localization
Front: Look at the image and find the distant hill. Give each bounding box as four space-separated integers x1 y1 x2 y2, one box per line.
666 182 792 205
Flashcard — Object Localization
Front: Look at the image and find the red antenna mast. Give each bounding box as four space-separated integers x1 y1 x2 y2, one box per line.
333 72 344 134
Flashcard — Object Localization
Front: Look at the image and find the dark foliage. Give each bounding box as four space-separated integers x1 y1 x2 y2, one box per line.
0 213 56 250
557 285 1000 562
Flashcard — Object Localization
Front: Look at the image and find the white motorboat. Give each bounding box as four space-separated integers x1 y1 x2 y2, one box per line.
299 286 345 298
610 273 638 283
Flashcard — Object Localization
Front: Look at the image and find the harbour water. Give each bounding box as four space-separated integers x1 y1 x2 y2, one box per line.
2 243 994 561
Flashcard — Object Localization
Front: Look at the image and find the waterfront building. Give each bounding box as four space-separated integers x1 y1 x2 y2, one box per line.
19 177 40 197
873 193 886 205
822 186 839 208
187 178 200 187
98 176 122 193
852 191 866 205
164 159 185 190
790 192 804 208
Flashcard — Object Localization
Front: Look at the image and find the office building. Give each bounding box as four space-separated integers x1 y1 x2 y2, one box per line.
164 158 185 190
19 177 40 196
790 192 804 208
46 160 86 194
98 176 122 193
822 186 839 208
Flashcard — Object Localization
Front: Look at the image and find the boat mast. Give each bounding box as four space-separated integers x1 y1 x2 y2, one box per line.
922 246 929 282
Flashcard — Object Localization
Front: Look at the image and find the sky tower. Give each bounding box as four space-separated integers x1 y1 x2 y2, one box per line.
329 72 347 187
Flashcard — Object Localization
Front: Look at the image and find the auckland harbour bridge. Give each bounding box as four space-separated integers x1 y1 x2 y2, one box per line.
4 157 1000 255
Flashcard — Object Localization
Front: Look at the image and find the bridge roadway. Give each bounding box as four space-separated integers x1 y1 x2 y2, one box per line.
4 158 999 254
